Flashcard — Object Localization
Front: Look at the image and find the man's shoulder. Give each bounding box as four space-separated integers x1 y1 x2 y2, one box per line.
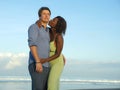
28 24 37 32
29 23 36 29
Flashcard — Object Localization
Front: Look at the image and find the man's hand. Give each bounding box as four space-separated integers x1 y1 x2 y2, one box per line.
36 63 43 73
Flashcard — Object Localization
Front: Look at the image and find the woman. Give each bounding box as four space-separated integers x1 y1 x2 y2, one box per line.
41 16 67 90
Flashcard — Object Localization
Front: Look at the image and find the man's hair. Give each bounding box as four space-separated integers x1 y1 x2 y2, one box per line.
38 7 51 17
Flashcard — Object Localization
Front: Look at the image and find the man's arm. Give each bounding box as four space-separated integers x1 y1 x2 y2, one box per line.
30 46 40 63
30 46 43 73
28 25 43 73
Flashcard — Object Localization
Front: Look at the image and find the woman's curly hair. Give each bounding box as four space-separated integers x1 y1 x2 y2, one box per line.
55 16 67 35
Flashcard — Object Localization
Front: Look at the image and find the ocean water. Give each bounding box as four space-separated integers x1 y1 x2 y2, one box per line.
0 76 120 90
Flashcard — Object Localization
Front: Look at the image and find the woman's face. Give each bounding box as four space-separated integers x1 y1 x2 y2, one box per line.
49 18 58 28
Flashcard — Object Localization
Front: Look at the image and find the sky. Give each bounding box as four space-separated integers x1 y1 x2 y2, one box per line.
0 0 120 79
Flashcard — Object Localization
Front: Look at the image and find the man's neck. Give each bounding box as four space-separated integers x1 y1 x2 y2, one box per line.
40 21 47 29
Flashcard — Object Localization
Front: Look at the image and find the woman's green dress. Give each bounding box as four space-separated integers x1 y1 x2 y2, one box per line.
47 41 64 90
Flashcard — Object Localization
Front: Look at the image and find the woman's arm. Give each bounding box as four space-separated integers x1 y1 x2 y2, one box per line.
41 34 63 63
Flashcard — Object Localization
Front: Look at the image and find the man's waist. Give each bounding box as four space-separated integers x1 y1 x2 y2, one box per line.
29 59 50 67
42 62 50 67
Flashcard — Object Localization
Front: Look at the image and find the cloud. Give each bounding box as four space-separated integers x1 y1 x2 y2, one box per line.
65 58 120 65
0 52 28 70
0 53 120 79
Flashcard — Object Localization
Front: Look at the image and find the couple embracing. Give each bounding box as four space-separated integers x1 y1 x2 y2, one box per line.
28 7 67 90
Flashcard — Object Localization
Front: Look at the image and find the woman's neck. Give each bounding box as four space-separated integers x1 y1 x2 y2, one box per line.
50 27 57 40
51 28 56 35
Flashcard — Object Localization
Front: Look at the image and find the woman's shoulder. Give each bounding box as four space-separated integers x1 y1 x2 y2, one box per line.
56 33 63 37
56 33 63 41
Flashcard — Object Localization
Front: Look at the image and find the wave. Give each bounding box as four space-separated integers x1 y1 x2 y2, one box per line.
0 76 30 82
0 76 120 84
60 79 120 84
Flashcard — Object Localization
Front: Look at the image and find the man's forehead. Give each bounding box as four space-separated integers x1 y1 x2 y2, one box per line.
42 10 50 13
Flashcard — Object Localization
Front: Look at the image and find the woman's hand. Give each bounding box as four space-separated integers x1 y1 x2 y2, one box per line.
40 58 47 64
62 54 66 65
36 20 42 28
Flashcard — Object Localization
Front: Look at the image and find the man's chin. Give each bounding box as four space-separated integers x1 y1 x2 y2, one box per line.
43 21 49 23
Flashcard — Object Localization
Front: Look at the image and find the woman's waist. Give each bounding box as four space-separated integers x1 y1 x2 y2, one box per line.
49 51 55 56
49 54 63 64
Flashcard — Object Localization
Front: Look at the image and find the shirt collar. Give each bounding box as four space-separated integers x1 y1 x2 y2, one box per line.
41 26 49 32
35 23 49 32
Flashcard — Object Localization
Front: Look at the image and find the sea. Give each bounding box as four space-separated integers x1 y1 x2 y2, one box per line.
0 76 120 90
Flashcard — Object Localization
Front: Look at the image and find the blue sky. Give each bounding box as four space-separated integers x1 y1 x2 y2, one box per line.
0 0 120 61
0 0 120 80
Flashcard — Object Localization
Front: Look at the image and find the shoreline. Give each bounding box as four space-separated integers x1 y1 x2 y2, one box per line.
69 89 120 90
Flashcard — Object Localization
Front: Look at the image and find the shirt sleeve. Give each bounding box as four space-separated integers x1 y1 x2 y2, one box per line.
28 25 38 47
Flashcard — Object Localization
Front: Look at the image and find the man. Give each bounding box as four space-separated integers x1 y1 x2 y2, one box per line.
28 7 51 90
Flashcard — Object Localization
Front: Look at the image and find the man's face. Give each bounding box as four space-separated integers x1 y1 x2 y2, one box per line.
40 10 50 23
